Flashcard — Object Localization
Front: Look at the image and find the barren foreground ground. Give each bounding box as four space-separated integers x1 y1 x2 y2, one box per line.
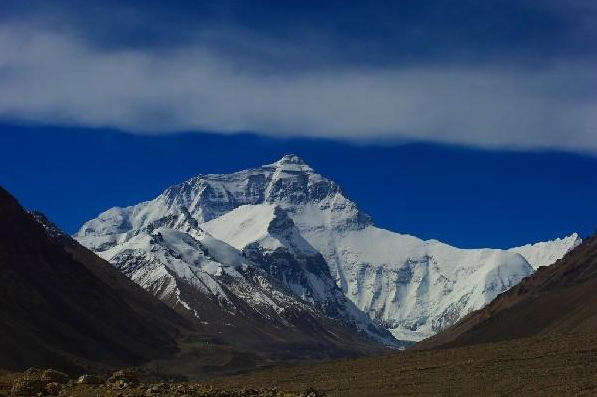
2 333 597 396
0 369 323 397
212 333 597 396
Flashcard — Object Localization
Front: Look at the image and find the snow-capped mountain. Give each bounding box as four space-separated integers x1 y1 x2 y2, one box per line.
508 233 581 270
76 154 577 344
76 172 394 346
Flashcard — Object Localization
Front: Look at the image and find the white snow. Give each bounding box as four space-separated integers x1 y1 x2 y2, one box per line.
203 204 318 255
203 204 279 251
508 233 581 270
297 224 533 341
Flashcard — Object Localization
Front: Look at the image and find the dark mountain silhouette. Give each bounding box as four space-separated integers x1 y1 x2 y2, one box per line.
0 186 190 373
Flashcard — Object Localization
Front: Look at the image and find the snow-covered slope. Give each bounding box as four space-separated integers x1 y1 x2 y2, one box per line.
304 225 534 341
77 191 394 345
80 211 305 320
203 204 383 336
76 154 575 343
508 233 581 270
202 204 533 341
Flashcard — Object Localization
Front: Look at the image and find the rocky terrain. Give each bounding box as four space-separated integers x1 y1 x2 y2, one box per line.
4 333 597 397
0 368 325 397
210 333 597 396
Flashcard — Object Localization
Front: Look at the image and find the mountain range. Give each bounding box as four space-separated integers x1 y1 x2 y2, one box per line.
75 154 580 345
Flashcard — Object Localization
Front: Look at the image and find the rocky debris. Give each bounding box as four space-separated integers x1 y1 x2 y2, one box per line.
3 369 324 397
130 368 187 384
107 369 139 386
10 377 45 396
41 370 68 384
143 382 169 395
298 388 326 397
77 375 103 385
10 368 70 396
22 369 42 377
45 382 63 395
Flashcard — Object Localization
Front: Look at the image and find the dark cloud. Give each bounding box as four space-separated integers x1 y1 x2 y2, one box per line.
3 0 595 66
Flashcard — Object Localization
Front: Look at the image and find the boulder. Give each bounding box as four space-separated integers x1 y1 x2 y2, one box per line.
11 378 45 396
108 369 139 385
45 382 63 395
42 369 69 384
299 388 326 397
144 383 170 395
23 368 43 377
77 374 104 385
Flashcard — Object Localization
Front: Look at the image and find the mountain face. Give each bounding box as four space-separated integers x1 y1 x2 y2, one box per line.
76 155 394 346
202 204 375 326
418 232 597 350
76 155 577 343
0 186 188 373
93 216 391 356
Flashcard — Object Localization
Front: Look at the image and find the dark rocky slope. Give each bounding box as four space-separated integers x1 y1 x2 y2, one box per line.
0 186 189 373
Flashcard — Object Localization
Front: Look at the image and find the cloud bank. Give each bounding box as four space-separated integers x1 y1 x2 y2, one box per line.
0 22 596 152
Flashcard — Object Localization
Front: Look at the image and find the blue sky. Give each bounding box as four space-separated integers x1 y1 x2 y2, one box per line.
0 1 596 247
1 123 595 249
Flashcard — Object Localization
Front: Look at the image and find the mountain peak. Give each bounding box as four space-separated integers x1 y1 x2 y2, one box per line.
273 154 313 171
277 154 306 164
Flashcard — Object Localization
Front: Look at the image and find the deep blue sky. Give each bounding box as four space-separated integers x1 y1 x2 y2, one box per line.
1 123 594 249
